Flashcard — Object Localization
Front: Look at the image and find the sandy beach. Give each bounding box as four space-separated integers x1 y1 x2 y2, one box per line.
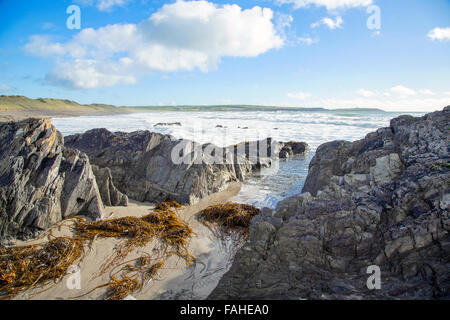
10 182 242 300
0 109 131 123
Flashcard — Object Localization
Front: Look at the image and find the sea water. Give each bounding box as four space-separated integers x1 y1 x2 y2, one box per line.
53 109 421 209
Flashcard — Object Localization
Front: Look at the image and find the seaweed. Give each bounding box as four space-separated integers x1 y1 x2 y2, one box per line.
0 237 84 299
104 276 141 300
73 200 194 273
0 201 193 300
197 202 260 238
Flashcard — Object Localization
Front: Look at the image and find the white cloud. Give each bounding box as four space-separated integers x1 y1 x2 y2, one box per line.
26 1 284 89
0 84 14 92
277 0 373 10
390 85 416 96
297 36 319 45
358 89 375 97
75 0 131 11
311 16 343 29
25 35 67 56
97 0 130 11
427 27 450 42
418 89 435 95
283 86 449 112
288 91 311 100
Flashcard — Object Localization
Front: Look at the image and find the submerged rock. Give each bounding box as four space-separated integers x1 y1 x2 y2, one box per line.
226 138 309 163
279 141 310 159
210 106 450 300
65 129 254 204
154 122 181 127
0 119 104 243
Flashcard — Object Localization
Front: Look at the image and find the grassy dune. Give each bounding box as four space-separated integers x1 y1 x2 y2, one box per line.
0 95 132 121
0 95 128 113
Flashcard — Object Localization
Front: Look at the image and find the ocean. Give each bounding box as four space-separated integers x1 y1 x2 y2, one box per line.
53 109 422 209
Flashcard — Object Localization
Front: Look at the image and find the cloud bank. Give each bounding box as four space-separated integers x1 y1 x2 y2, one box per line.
277 0 373 10
26 0 284 89
287 85 450 112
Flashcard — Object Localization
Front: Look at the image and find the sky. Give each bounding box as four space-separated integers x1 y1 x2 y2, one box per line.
0 0 449 112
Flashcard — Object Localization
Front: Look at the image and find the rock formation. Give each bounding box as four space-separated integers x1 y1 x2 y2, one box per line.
92 165 128 207
65 131 310 205
154 122 182 127
279 141 310 159
0 119 104 243
210 106 450 299
65 129 254 204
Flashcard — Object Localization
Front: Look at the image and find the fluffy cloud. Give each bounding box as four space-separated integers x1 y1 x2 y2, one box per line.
390 85 416 96
288 91 311 99
26 1 284 89
75 0 131 11
311 16 343 29
25 35 67 56
358 89 375 97
427 27 450 42
97 0 130 11
277 0 373 10
419 89 435 95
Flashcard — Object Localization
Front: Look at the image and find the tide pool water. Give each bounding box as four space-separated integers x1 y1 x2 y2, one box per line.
53 110 421 208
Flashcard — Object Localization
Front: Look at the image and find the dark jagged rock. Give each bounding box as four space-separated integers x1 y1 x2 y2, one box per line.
0 119 104 244
154 122 181 127
210 106 450 300
92 165 128 207
226 138 309 162
279 141 310 159
65 129 254 204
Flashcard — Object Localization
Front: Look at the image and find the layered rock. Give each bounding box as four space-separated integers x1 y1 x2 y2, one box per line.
0 119 104 243
92 165 128 207
210 106 450 299
65 129 255 204
65 131 310 205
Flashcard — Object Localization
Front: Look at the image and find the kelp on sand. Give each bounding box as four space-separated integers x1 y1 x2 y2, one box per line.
0 201 192 300
197 202 261 238
0 237 84 299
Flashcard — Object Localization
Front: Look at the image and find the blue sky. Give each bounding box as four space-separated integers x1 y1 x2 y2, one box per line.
0 0 449 111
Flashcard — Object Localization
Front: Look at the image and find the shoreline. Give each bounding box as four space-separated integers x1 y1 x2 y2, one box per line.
0 109 135 123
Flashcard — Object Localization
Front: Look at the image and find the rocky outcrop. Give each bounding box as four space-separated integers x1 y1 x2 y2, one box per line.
65 129 255 204
65 131 310 205
92 165 128 207
210 106 450 300
279 141 309 159
154 122 182 127
0 119 104 243
226 138 310 167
